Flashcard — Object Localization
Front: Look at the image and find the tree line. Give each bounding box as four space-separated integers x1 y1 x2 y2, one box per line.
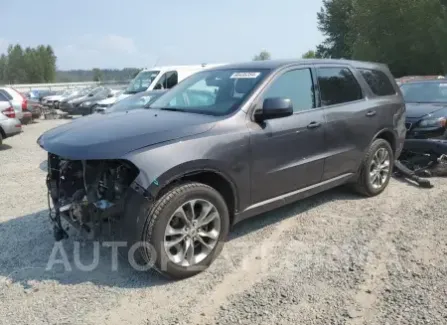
253 0 447 77
0 43 141 84
58 68 141 83
0 44 57 84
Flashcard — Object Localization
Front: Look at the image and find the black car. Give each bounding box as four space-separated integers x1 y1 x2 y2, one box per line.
400 79 447 139
60 87 114 115
38 59 405 279
95 90 168 114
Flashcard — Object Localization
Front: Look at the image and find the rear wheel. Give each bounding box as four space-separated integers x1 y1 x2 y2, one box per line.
0 131 3 146
353 139 394 197
138 182 230 279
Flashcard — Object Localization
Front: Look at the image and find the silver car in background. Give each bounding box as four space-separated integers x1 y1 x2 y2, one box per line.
0 87 29 122
0 92 22 145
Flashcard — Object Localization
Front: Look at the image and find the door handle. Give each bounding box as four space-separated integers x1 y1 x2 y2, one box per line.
307 121 321 129
366 110 376 117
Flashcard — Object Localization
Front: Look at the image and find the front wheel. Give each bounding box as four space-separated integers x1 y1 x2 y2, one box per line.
139 182 230 279
353 138 394 197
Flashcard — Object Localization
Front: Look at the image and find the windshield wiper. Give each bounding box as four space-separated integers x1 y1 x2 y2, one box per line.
159 107 187 112
124 90 139 95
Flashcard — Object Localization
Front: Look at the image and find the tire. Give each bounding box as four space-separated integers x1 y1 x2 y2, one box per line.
0 131 3 146
353 138 394 197
138 182 230 279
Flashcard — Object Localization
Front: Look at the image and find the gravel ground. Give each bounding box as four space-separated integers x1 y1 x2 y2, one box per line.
0 119 446 325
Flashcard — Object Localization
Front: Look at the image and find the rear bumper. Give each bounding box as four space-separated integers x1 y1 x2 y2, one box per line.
0 117 22 137
15 110 24 120
20 111 33 124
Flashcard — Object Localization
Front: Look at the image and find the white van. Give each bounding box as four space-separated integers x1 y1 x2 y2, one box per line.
117 63 226 101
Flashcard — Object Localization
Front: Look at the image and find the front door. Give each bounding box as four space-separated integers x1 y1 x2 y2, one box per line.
248 67 326 204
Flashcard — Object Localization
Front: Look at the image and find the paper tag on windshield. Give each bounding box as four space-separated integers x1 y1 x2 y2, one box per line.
230 72 261 79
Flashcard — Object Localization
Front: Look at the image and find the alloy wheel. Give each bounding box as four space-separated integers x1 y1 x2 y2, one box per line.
164 199 221 267
369 147 391 189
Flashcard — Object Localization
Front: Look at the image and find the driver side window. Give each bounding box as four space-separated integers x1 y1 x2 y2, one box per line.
261 68 315 112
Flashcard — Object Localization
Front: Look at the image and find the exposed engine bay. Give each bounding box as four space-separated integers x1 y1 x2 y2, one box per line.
46 153 139 240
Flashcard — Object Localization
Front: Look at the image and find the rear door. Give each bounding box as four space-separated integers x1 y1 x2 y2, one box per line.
315 65 378 180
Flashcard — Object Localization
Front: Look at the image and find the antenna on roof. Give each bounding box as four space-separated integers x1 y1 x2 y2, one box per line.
153 57 160 67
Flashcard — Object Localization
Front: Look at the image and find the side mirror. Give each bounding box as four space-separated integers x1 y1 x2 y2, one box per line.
255 97 293 122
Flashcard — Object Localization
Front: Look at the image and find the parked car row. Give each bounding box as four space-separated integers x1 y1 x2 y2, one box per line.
0 89 22 146
0 86 52 146
36 63 227 117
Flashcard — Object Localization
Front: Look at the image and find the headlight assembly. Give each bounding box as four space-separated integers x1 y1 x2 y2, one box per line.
419 117 447 128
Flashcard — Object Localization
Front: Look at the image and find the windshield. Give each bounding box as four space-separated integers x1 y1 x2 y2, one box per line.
150 69 270 116
124 70 160 94
106 91 164 113
400 82 447 103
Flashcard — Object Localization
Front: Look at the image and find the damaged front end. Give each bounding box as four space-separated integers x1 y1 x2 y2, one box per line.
46 153 139 241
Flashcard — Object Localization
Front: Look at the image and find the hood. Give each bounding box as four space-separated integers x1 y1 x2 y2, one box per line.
37 109 219 160
45 95 62 101
405 102 447 119
62 93 83 102
96 97 117 105
69 95 90 104
117 93 131 101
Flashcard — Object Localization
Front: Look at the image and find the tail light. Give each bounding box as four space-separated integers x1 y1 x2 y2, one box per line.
2 106 16 118
11 87 28 110
22 98 28 110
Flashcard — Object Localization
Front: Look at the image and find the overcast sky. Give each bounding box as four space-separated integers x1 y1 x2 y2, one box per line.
2 0 324 70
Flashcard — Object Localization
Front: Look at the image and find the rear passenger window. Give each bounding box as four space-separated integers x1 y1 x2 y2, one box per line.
262 68 315 112
317 67 363 106
359 69 396 96
0 89 13 100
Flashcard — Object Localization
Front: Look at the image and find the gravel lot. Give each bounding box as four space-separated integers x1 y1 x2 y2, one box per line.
1 119 446 325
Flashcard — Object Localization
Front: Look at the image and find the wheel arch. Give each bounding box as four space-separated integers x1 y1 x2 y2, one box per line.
139 162 239 225
372 128 396 154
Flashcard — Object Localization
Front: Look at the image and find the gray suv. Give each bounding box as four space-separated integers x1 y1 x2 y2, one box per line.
38 59 406 279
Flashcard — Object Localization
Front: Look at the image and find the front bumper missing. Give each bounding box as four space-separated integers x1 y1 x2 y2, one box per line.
45 153 144 242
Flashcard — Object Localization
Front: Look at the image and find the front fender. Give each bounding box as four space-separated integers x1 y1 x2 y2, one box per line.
122 130 251 212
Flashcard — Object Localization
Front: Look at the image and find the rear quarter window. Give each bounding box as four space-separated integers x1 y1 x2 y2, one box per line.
0 92 9 101
0 89 13 100
359 69 396 96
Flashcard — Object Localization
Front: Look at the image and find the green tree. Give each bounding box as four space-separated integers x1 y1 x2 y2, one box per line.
0 54 7 83
253 50 271 61
302 50 317 58
92 68 103 81
23 47 44 83
316 0 447 76
45 45 57 82
6 44 27 83
316 0 354 58
349 0 447 76
0 43 57 83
